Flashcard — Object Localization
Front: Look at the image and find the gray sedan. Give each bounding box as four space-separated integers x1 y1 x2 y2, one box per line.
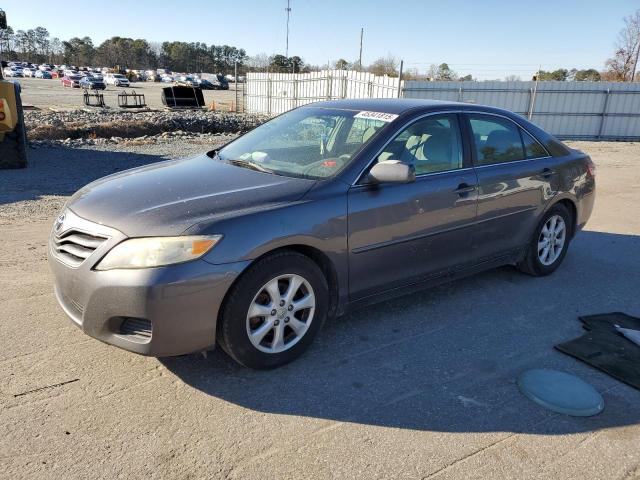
48 99 596 368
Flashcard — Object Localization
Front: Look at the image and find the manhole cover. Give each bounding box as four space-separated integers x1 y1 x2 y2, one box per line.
518 368 604 417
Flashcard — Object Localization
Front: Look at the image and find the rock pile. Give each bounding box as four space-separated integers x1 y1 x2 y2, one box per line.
24 108 268 142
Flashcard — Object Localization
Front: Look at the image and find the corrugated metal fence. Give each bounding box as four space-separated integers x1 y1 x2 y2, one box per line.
246 72 640 140
404 80 640 141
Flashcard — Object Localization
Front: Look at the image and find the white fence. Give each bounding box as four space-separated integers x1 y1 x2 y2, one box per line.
245 72 640 140
245 70 402 115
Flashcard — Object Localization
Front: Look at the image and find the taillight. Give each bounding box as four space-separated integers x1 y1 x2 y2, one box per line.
586 159 596 178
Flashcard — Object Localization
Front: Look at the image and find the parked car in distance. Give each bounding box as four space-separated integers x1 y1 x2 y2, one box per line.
80 76 106 90
160 74 174 83
104 73 130 87
198 79 216 90
4 67 23 77
175 75 200 87
49 99 596 369
201 74 229 90
35 70 52 79
61 74 83 88
23 68 37 77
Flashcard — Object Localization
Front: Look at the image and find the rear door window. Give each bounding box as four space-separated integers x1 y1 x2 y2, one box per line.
468 115 526 165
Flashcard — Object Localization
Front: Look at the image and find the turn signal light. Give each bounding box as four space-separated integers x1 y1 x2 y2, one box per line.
0 112 5 121
191 239 216 255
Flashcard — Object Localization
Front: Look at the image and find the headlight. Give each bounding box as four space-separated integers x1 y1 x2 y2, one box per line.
95 235 222 270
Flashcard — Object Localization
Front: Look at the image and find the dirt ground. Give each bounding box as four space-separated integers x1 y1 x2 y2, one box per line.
0 140 639 479
16 77 245 111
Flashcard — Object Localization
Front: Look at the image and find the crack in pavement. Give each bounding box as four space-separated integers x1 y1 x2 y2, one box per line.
13 378 79 397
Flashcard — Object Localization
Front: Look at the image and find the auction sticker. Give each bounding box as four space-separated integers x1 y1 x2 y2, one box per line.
354 111 399 122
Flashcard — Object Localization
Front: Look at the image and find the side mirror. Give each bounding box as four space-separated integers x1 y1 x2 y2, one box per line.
368 160 416 184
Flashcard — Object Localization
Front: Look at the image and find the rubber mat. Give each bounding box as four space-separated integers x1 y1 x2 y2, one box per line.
579 312 640 333
556 313 640 391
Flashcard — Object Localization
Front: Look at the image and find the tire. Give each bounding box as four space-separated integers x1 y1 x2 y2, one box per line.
0 83 28 169
517 203 572 276
218 251 329 369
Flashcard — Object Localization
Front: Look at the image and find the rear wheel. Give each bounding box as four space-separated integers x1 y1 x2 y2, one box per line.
218 251 328 369
0 83 28 169
518 204 572 276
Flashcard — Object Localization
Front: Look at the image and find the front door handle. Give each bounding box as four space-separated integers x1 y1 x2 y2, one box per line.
454 183 476 196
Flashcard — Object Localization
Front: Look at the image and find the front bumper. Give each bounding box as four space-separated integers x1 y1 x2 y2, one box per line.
48 211 249 356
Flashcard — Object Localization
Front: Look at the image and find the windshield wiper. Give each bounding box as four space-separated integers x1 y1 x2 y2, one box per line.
226 159 274 174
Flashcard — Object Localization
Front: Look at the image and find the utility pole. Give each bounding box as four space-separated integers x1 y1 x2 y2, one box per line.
631 41 640 82
358 28 363 69
397 60 404 98
285 0 291 58
234 61 239 113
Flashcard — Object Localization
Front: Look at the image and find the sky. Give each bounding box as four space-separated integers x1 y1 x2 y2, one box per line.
4 0 638 79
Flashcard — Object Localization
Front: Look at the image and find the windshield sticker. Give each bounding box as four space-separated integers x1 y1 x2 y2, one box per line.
354 111 399 122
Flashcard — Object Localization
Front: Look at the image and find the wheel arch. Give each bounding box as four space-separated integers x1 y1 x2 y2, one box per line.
551 197 578 237
216 245 341 337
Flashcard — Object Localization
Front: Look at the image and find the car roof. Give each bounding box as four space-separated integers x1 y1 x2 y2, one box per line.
304 98 519 117
306 98 470 114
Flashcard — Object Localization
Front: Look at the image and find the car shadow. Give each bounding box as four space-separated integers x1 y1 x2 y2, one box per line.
161 230 640 434
0 146 197 205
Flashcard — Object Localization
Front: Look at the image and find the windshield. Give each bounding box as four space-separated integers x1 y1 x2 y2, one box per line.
216 107 389 179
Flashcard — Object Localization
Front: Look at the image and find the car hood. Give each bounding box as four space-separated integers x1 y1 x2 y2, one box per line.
68 154 316 237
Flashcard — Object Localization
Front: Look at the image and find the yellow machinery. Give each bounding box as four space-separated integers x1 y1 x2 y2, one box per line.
0 9 27 169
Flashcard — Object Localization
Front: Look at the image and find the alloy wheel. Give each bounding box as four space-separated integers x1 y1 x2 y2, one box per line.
246 274 316 354
537 214 566 266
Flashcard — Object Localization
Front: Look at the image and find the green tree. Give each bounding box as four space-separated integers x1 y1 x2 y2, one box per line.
334 58 349 70
33 26 50 62
535 69 568 81
63 37 95 66
268 54 304 73
436 63 457 80
0 25 13 59
574 69 601 81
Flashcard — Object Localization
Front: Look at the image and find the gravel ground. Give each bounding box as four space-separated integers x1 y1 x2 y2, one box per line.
1 140 639 479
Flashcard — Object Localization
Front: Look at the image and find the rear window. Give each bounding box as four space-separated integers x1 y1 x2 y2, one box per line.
521 129 548 159
468 115 548 165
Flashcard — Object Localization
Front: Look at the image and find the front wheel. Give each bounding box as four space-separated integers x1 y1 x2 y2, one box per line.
217 251 328 369
518 204 572 276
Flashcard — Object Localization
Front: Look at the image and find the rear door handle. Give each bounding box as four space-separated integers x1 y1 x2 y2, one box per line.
540 168 555 179
454 183 476 196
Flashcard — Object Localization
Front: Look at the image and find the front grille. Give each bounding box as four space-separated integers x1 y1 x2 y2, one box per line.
119 318 152 342
52 230 107 267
